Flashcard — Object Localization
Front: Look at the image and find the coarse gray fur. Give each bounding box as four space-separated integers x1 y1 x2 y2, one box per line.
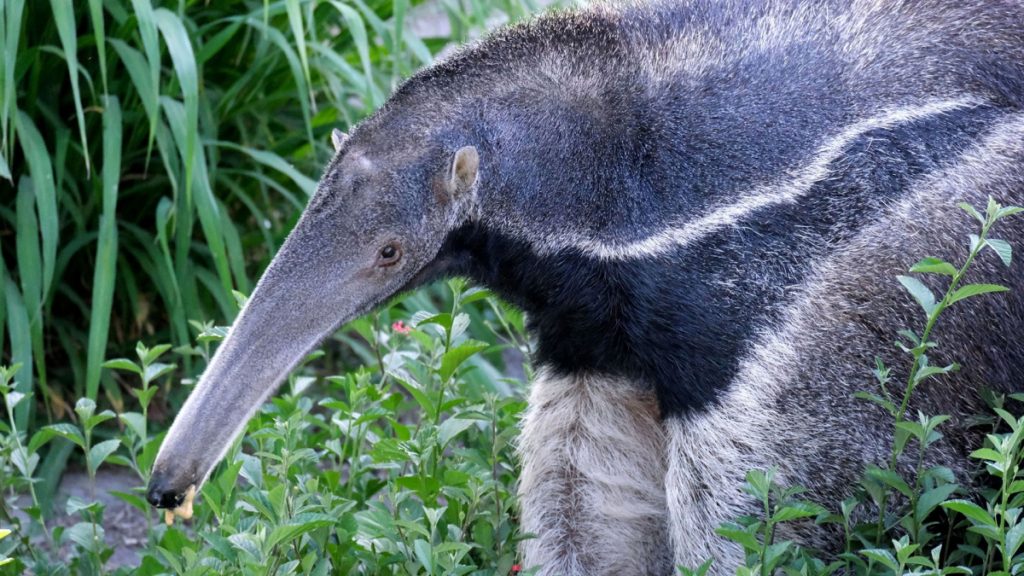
148 1 1024 574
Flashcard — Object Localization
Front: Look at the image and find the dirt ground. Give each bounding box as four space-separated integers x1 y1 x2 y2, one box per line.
61 468 151 568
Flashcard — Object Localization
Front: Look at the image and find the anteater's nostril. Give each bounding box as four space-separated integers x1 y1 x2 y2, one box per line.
147 481 185 509
146 486 162 507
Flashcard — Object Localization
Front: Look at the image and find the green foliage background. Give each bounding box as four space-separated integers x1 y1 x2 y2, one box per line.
0 0 543 426
0 1 548 572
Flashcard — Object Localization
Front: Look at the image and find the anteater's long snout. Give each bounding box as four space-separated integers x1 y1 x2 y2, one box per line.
146 225 382 516
147 285 344 511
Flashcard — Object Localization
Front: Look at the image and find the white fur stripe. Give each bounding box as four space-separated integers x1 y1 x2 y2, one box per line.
551 97 985 260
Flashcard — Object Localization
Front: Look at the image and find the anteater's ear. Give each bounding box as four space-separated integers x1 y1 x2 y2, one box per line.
331 129 349 152
448 146 479 197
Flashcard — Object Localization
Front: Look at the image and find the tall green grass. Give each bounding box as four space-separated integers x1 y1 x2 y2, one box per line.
0 0 547 433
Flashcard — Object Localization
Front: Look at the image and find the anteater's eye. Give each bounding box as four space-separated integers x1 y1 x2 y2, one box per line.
377 243 401 267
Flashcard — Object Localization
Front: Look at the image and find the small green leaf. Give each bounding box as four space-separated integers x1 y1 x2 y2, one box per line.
949 283 1009 305
895 420 926 441
459 287 493 305
143 362 176 385
1006 520 1024 561
227 533 263 563
4 391 25 410
897 276 936 315
910 257 957 276
861 549 899 572
771 501 826 522
970 448 1004 462
985 239 1013 267
37 423 86 450
102 358 142 375
959 202 985 225
915 483 959 523
86 410 116 430
763 541 792 572
744 469 772 500
120 412 147 440
197 326 230 344
132 385 159 409
266 513 335 549
139 343 172 366
11 446 39 477
437 417 476 448
865 466 913 498
716 524 760 552
63 522 106 554
74 397 97 422
65 496 101 517
996 206 1024 219
439 341 489 382
942 499 997 526
87 439 120 473
413 539 433 574
393 377 436 418
913 363 959 384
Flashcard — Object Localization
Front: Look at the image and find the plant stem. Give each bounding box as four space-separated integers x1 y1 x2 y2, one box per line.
877 217 993 539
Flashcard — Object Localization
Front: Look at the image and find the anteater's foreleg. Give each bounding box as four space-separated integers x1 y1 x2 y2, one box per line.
518 369 673 575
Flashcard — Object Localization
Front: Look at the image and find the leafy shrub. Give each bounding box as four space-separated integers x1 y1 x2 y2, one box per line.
1 279 533 574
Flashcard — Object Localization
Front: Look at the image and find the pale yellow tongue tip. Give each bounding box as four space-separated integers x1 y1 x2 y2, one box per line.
163 485 196 526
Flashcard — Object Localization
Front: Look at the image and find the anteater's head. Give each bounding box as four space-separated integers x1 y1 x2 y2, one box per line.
147 128 480 510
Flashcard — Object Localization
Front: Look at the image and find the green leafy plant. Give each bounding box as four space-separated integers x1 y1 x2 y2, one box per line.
716 468 832 576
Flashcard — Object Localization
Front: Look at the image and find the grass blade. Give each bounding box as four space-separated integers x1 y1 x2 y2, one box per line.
0 244 5 373
218 199 251 294
48 0 91 177
213 141 317 196
1 0 26 164
285 0 314 111
87 0 107 94
16 112 58 301
239 15 315 151
162 98 234 310
4 272 32 431
85 96 121 401
109 39 158 153
196 20 242 65
329 1 383 107
155 8 198 212
15 177 50 420
129 0 161 161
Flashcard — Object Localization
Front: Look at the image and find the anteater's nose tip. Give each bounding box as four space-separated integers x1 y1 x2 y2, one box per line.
146 480 184 509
